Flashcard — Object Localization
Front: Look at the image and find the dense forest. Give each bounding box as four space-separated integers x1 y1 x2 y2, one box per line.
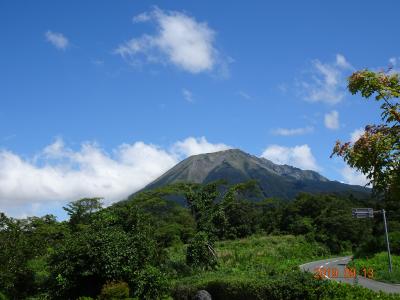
1 180 399 299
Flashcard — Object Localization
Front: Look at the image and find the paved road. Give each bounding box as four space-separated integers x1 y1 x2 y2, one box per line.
300 256 400 294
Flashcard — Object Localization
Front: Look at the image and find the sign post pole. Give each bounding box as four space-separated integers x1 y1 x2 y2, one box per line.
352 208 393 273
382 209 393 273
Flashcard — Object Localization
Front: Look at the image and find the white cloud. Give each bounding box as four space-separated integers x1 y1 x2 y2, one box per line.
45 31 69 50
238 91 252 100
132 12 151 23
261 144 319 171
350 127 365 143
182 88 194 103
0 137 230 217
340 165 368 186
299 54 352 104
324 110 339 130
116 8 225 74
271 126 314 136
172 137 231 157
335 54 353 70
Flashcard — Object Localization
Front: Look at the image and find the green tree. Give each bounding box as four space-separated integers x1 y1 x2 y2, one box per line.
63 197 103 229
186 231 217 270
0 213 68 299
48 210 159 298
332 70 400 198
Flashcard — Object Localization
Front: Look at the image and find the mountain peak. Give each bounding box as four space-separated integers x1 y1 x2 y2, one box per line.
135 148 368 200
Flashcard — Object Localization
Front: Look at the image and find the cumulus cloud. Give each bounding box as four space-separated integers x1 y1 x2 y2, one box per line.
299 54 352 104
115 8 226 74
324 110 340 130
261 144 319 171
45 31 69 50
182 88 194 103
172 136 231 157
0 136 230 217
271 126 314 136
340 165 369 186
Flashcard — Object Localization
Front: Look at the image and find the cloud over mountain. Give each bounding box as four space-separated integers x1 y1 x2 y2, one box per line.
0 137 229 217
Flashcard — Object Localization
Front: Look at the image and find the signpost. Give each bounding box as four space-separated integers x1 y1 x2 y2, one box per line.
352 208 393 273
352 208 374 219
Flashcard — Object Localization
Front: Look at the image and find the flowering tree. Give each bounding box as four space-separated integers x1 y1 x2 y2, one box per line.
331 70 400 198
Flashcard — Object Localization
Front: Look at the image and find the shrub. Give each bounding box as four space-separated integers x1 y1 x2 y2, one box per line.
186 232 217 270
134 266 169 300
0 291 8 300
172 271 400 300
99 282 129 299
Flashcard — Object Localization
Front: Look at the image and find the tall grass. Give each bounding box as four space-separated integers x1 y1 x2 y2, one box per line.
351 252 400 284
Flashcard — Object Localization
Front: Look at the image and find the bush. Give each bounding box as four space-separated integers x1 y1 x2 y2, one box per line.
0 291 8 300
134 266 169 300
186 232 217 270
172 271 400 300
389 231 400 255
99 282 129 299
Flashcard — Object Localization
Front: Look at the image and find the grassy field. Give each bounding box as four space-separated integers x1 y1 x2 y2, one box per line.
167 235 400 300
167 235 329 284
350 252 400 284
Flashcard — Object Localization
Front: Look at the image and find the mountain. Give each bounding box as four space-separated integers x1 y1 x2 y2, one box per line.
133 149 369 200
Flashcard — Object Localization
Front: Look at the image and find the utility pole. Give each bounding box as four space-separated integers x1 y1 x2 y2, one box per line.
352 208 393 273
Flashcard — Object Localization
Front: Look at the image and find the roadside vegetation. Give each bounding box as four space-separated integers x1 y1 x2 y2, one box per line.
170 235 400 300
350 252 400 284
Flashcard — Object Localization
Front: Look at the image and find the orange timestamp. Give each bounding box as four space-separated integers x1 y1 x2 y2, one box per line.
313 266 374 279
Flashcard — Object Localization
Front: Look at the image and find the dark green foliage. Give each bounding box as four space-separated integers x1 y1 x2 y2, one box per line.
123 192 196 247
135 266 169 300
99 281 129 299
0 292 8 300
48 216 158 298
266 193 374 253
63 197 103 229
173 271 400 300
186 232 217 270
0 213 67 298
173 271 323 300
389 231 400 255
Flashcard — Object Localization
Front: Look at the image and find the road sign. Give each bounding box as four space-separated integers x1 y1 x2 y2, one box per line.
351 208 393 273
352 208 374 218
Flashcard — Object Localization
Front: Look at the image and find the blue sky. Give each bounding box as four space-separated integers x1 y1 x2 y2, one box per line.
1 1 399 218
